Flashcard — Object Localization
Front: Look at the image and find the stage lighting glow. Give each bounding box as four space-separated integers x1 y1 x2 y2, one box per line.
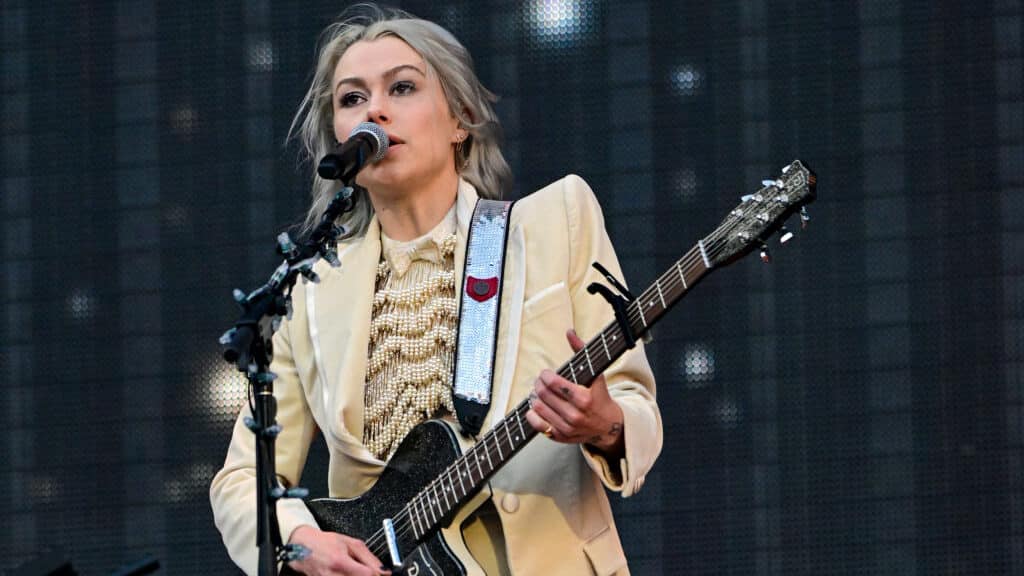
163 462 219 504
670 64 703 97
170 105 200 140
523 0 596 47
682 343 715 387
671 167 698 203
713 397 742 429
247 39 275 72
29 474 62 505
67 288 97 321
197 354 248 422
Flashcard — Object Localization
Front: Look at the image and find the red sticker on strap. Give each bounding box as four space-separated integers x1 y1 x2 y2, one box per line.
465 276 498 302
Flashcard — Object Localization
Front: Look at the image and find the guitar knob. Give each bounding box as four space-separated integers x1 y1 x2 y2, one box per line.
800 207 811 229
779 226 794 244
760 245 771 263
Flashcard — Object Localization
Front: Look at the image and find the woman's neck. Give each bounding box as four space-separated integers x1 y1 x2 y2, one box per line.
371 170 459 241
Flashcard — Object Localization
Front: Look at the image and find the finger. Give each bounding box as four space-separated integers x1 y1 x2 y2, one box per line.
532 379 575 438
344 537 386 574
334 558 377 576
566 328 586 351
537 370 589 419
525 406 552 436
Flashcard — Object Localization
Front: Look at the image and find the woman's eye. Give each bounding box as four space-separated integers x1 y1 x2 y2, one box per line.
391 81 415 95
339 92 364 108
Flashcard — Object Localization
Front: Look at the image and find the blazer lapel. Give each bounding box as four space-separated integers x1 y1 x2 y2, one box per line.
306 216 382 463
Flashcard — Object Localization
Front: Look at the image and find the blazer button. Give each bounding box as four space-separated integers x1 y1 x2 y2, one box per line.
501 493 520 513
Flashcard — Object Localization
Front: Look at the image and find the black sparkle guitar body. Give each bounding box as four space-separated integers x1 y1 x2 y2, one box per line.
280 420 471 576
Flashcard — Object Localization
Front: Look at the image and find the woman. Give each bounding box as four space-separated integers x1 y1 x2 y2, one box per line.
210 7 662 576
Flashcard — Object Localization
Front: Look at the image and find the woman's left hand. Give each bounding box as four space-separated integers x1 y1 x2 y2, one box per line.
525 329 625 458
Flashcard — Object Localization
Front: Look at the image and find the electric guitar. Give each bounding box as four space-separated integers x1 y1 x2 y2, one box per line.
280 160 817 575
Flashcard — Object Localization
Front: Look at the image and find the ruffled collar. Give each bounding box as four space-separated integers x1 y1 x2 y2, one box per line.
379 205 457 277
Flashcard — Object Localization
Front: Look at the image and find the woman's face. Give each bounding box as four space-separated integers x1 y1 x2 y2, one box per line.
331 36 463 193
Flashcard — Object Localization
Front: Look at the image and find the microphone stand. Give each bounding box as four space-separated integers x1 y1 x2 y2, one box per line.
219 184 357 576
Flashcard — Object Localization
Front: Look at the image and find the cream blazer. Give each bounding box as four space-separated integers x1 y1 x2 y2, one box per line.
210 175 663 576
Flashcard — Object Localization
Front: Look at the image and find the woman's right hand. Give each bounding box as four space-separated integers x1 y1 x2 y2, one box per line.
286 525 389 576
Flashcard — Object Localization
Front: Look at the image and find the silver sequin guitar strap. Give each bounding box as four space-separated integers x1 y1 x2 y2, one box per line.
452 198 515 436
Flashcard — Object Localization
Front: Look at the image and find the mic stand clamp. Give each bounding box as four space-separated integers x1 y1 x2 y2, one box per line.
219 186 358 576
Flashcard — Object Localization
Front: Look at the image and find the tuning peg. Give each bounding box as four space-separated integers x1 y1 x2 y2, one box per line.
800 206 811 229
779 225 793 244
232 288 247 304
760 244 771 263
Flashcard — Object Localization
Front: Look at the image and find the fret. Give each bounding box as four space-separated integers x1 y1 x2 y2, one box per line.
656 280 666 308
484 437 494 471
567 359 578 384
515 411 526 441
676 260 687 289
421 487 431 521
440 475 452 509
698 239 712 268
600 332 611 359
637 300 648 327
419 493 430 533
455 459 467 497
427 485 440 523
583 345 594 377
496 422 506 459
410 500 422 539
474 448 484 478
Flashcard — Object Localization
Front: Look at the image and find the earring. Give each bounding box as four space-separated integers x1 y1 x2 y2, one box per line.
454 133 469 170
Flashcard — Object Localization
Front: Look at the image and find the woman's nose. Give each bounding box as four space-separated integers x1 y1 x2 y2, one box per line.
367 97 390 124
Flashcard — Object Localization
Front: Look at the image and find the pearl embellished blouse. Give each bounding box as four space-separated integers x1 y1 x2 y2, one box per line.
363 207 459 460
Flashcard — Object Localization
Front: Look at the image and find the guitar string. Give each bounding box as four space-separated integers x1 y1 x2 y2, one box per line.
360 193 790 553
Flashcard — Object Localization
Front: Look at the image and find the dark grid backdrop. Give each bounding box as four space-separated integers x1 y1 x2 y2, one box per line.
1 1 1022 574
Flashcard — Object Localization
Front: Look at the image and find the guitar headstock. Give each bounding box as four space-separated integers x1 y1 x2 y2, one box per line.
704 160 817 267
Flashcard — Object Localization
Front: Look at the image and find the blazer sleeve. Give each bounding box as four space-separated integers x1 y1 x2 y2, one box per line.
561 174 663 498
209 314 320 575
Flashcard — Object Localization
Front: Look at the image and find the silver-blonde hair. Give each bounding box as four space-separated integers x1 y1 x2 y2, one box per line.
289 4 512 237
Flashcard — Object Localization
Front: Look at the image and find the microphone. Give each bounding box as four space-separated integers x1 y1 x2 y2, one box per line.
317 122 390 182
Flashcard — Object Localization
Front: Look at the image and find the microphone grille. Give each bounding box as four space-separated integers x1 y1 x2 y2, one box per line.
349 122 389 162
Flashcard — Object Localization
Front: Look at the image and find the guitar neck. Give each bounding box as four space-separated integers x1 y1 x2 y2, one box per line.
383 243 714 549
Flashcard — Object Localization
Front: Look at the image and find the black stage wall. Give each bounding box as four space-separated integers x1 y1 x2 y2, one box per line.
1 1 1021 574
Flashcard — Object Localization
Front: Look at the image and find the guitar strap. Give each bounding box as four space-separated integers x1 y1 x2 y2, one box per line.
452 198 515 437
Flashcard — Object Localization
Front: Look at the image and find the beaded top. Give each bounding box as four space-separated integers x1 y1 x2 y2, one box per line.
363 208 458 460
